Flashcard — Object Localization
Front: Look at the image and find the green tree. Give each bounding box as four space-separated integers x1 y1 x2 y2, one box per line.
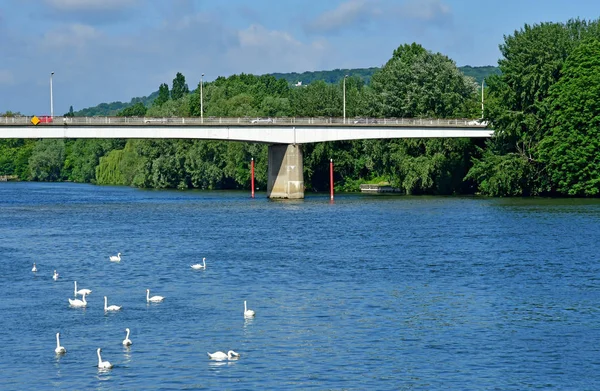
171 72 189 101
370 43 477 118
28 140 65 181
468 19 600 196
117 102 147 117
538 39 600 195
154 83 170 107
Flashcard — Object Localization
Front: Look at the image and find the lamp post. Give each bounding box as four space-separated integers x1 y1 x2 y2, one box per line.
200 73 204 124
481 80 485 119
343 75 348 124
50 71 55 119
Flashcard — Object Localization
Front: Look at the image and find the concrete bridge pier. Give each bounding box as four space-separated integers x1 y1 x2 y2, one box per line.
267 144 304 199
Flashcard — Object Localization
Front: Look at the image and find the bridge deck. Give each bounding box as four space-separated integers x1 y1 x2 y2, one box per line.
0 117 492 143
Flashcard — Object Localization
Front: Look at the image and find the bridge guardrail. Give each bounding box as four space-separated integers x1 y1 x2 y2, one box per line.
0 116 488 127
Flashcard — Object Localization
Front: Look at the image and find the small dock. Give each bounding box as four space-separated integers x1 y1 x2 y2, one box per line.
359 184 402 194
0 175 18 182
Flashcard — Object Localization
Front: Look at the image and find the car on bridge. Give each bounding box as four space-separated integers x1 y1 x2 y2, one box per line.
250 117 273 124
353 118 378 124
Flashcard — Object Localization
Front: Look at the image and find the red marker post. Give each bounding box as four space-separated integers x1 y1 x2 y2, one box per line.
251 158 255 198
329 158 334 201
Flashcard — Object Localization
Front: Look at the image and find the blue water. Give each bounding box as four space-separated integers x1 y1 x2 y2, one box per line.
1 182 599 390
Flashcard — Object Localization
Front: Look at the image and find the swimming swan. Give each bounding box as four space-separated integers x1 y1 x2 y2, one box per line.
244 300 255 318
122 328 132 346
109 253 121 262
207 350 240 361
74 281 92 296
55 332 66 354
191 257 206 270
68 293 87 307
53 270 59 281
104 296 122 311
97 348 113 369
32 263 37 272
146 289 164 303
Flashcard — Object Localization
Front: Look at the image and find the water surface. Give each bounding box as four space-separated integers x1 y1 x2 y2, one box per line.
1 182 599 389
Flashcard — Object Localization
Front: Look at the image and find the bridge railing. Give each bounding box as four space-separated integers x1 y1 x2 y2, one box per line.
0 116 488 127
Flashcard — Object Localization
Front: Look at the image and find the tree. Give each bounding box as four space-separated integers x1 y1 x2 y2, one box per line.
538 39 600 195
117 102 147 117
370 43 477 118
154 83 170 107
64 106 75 117
468 18 600 196
28 140 65 181
171 72 189 101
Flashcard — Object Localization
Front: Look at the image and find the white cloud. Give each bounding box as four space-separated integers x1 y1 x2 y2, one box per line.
44 0 139 11
396 0 452 23
227 24 330 74
306 0 382 34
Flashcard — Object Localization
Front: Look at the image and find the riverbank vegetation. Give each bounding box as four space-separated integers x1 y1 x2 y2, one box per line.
1 18 600 197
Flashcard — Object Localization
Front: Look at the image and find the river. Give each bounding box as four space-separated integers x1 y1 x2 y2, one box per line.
1 182 599 390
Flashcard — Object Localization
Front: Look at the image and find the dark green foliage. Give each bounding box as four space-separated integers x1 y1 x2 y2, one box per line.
371 43 478 118
538 39 600 195
154 83 170 107
74 91 158 116
469 18 600 196
271 66 499 87
28 139 65 181
171 73 189 101
117 102 147 117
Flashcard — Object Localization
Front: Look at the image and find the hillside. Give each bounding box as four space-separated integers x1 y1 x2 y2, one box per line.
74 65 499 116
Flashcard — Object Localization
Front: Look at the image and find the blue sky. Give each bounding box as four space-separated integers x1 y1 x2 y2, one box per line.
1 0 598 115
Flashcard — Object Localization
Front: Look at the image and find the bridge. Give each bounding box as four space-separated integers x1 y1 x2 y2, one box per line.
0 116 492 199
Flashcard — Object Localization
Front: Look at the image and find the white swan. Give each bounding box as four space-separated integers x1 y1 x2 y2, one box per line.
122 328 132 346
207 350 240 361
109 252 121 262
146 289 164 303
104 296 122 311
68 293 87 307
32 263 37 272
74 281 92 296
55 332 66 354
97 348 113 369
53 270 59 281
244 300 255 318
191 257 206 270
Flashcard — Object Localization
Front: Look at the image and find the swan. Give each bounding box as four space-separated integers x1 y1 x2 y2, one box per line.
68 293 87 307
109 253 121 262
32 263 37 272
97 348 113 369
146 289 164 303
122 328 132 346
55 332 66 354
53 270 59 281
244 300 255 318
104 296 122 311
74 281 92 296
207 350 240 361
191 257 206 270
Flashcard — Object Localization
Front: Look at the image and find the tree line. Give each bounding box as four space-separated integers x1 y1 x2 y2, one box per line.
2 19 600 197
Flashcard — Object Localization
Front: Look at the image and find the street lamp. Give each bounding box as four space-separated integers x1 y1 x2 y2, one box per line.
481 80 485 119
200 73 204 124
343 74 348 124
50 71 55 119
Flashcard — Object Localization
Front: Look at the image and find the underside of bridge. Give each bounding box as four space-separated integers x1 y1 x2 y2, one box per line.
267 144 304 199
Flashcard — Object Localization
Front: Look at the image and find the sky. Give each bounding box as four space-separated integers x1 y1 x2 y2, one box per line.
0 0 598 115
